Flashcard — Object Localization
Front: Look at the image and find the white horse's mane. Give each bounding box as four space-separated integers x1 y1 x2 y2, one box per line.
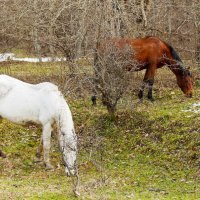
0 74 77 176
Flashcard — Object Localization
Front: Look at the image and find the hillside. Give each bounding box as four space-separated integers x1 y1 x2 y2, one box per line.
0 62 200 199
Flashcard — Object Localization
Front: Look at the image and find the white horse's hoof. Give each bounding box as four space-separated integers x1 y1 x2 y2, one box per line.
34 157 42 163
65 167 75 176
45 164 54 170
137 99 143 104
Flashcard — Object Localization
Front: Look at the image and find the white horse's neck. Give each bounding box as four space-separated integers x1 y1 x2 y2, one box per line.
57 96 77 175
57 95 77 154
59 97 75 135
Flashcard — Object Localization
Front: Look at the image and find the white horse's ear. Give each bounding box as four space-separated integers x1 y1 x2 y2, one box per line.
0 83 11 97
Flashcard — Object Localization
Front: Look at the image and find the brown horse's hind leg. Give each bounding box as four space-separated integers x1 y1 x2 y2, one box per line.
91 95 97 106
138 80 148 101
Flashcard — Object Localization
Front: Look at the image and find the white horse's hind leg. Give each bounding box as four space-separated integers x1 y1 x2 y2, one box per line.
42 123 54 170
35 122 57 163
34 136 43 163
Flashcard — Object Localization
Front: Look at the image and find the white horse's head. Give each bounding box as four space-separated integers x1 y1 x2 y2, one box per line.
61 131 77 176
63 148 77 176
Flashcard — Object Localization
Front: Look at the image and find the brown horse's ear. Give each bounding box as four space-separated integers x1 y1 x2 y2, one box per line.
186 66 190 70
184 66 192 76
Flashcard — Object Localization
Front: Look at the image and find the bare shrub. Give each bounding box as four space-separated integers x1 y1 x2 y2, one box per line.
93 41 136 116
78 126 108 192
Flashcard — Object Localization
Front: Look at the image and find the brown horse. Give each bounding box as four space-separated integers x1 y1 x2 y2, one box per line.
92 36 193 104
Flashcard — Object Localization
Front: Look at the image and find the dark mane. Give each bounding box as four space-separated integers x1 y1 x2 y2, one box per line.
167 44 182 63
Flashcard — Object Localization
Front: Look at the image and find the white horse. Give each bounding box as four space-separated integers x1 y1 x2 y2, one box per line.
0 74 77 176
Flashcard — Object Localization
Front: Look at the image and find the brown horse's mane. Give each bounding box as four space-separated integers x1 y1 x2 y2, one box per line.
165 42 190 75
166 44 182 63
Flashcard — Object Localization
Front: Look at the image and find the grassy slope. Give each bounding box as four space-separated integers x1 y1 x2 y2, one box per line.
0 62 200 199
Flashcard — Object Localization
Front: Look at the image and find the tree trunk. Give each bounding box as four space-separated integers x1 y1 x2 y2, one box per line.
33 0 42 62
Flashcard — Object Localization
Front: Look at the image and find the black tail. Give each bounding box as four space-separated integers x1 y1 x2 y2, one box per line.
168 45 182 63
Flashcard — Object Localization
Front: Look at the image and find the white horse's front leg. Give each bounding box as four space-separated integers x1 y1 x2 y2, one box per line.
42 123 53 170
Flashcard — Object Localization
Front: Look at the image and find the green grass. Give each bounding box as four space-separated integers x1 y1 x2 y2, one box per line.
0 62 200 199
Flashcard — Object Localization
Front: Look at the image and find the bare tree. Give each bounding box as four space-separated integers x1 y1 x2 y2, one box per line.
0 0 199 97
94 41 135 117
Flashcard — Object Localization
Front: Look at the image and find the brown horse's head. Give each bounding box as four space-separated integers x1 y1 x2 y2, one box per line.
177 69 193 97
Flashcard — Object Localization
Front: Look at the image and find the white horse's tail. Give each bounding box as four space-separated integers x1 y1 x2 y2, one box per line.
56 95 77 176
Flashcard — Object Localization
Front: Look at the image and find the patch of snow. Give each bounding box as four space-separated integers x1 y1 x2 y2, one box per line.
12 57 66 62
0 53 66 63
0 53 15 61
182 102 200 113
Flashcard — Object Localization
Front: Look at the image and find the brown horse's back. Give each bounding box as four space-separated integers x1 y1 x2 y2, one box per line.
116 37 173 70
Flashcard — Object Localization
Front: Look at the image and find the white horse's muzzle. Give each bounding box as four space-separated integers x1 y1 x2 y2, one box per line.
65 167 76 176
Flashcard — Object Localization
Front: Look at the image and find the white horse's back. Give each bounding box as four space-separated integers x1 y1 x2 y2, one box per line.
0 75 61 125
0 74 58 93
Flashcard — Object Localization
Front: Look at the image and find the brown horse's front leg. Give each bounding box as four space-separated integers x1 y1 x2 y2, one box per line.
147 80 154 101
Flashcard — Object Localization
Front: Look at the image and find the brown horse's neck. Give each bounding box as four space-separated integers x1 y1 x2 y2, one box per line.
167 44 185 80
168 63 184 80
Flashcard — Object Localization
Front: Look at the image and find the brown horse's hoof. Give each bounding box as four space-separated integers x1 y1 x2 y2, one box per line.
1 153 6 158
0 150 6 158
148 98 154 102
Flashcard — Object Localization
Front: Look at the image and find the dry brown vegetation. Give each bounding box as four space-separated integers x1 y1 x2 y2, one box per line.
0 0 199 114
0 1 200 199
